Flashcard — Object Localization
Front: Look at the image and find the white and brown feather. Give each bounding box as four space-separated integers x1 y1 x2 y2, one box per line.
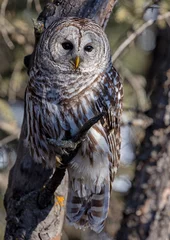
25 18 123 233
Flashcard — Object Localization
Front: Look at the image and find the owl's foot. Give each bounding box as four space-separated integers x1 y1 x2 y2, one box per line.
47 112 105 158
47 138 81 155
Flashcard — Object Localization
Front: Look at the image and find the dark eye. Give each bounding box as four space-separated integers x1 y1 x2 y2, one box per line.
62 41 73 50
84 45 93 52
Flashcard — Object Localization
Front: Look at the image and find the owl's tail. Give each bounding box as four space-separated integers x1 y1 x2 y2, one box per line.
66 182 110 233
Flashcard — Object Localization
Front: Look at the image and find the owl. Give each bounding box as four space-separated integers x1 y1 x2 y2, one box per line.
25 17 123 233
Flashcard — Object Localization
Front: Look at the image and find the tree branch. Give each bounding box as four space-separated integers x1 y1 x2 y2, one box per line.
0 0 15 49
37 0 117 29
116 18 170 240
112 11 170 63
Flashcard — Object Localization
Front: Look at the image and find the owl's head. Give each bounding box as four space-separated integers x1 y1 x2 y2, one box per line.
35 18 111 74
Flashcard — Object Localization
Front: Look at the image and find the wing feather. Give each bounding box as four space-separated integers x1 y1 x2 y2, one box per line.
96 66 123 182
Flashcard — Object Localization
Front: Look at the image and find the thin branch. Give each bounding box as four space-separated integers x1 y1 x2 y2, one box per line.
0 134 18 147
112 11 170 63
27 0 33 10
34 0 42 13
8 61 23 102
27 0 42 13
0 0 14 49
0 0 8 18
0 174 8 193
0 120 20 135
116 60 149 111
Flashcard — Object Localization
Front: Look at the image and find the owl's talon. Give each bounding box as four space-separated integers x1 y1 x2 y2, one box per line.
47 138 80 156
47 113 104 159
47 113 104 156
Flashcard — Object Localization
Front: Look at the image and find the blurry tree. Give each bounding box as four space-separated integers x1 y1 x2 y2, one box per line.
116 4 170 240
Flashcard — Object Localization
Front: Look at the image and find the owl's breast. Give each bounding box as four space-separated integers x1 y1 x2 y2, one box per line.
31 69 110 142
50 72 100 102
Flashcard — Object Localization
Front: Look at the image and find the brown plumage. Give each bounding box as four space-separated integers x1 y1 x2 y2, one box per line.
25 17 123 232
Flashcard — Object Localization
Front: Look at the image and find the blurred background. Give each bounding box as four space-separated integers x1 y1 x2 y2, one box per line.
0 0 170 239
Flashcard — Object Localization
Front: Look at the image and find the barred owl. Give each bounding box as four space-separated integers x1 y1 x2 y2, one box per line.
26 17 123 233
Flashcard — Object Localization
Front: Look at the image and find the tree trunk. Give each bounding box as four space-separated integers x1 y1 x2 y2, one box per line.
116 24 170 240
4 1 117 240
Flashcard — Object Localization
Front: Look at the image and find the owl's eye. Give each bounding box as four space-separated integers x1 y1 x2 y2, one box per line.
84 45 93 52
62 41 73 50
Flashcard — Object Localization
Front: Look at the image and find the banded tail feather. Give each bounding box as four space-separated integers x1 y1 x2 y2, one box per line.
66 181 110 233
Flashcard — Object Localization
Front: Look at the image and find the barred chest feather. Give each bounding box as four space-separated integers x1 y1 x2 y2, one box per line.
25 66 121 172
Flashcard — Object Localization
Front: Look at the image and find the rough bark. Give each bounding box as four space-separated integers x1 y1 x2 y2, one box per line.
116 24 170 240
4 1 117 240
38 0 117 30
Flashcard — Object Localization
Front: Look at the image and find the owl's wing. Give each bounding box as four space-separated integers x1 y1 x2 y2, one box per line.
66 66 123 232
96 66 123 182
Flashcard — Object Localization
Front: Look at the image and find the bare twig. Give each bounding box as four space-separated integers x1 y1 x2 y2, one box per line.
0 0 8 16
0 0 14 49
116 60 149 111
27 0 42 13
0 173 8 193
0 134 19 147
34 0 42 13
27 0 33 10
0 120 20 136
8 61 23 102
112 11 170 63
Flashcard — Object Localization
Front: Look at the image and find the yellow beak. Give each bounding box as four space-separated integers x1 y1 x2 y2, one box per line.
75 56 80 69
